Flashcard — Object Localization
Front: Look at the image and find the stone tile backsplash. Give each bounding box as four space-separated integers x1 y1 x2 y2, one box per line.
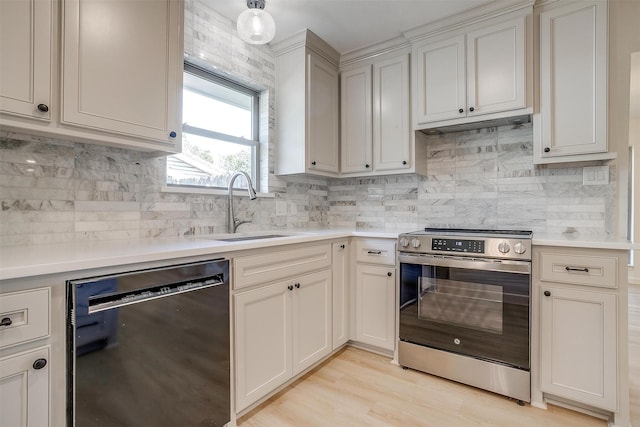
0 123 616 246
328 122 616 237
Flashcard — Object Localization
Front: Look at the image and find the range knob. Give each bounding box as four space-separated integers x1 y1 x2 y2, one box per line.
399 238 410 248
411 238 422 249
513 241 526 255
498 241 511 254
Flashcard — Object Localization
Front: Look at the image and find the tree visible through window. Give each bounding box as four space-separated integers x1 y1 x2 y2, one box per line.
167 63 259 189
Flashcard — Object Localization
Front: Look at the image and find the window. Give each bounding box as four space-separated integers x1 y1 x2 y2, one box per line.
167 63 259 189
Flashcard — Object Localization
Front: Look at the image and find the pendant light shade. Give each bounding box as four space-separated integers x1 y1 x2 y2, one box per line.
237 0 276 45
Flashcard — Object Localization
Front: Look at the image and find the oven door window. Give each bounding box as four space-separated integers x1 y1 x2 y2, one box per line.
399 263 530 370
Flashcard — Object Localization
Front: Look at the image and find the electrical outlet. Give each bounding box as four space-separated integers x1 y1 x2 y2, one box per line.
583 165 609 185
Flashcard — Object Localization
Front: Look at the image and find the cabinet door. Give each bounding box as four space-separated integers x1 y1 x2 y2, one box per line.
540 285 617 411
414 35 466 124
0 0 52 120
235 282 291 411
466 16 526 117
62 0 182 147
332 241 350 349
0 347 50 427
373 54 411 171
354 264 396 351
307 53 339 173
292 269 332 374
538 1 607 158
340 66 372 173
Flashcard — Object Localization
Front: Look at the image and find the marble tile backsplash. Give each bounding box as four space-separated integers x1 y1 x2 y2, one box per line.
1 123 616 246
328 122 616 237
0 136 330 246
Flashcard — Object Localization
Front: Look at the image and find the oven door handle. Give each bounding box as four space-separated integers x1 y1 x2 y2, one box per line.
398 253 531 274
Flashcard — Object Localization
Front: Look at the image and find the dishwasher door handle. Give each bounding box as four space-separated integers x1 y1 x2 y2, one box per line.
87 275 224 314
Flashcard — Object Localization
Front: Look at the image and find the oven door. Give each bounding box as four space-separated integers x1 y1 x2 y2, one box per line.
399 254 531 370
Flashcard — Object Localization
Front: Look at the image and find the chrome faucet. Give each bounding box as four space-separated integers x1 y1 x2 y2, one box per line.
227 171 257 233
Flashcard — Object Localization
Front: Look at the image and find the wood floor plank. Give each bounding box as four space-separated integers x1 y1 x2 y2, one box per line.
240 281 640 427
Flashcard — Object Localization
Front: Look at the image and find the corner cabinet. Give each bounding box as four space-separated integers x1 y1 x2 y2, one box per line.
341 52 418 176
411 8 532 130
273 30 340 177
0 0 184 154
533 0 613 164
532 246 631 426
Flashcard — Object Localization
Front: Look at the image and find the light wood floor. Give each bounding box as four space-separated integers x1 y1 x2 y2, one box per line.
239 282 640 427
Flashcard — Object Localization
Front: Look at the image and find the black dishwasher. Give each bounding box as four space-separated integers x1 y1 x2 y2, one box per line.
66 258 230 427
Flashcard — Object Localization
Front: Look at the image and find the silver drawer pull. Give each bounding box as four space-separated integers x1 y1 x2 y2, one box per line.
565 266 589 273
367 250 382 255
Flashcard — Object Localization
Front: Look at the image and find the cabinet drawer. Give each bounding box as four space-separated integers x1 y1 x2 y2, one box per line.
355 239 396 266
0 288 50 349
539 252 617 288
234 244 331 289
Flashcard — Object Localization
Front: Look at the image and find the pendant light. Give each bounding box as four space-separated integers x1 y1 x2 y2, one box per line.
237 0 276 45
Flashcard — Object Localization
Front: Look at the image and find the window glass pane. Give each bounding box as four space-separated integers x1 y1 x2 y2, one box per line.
167 133 252 188
167 64 259 190
183 73 253 138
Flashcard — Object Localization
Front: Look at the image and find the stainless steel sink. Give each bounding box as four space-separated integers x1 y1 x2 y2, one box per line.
212 234 290 242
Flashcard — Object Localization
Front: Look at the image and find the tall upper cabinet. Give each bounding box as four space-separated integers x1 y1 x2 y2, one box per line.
273 30 340 177
533 0 614 164
0 0 184 154
406 2 534 130
340 48 425 177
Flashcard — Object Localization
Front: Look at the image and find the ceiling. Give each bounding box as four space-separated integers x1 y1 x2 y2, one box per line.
207 0 502 54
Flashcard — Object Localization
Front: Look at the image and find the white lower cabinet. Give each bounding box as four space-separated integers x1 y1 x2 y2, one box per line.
533 246 630 425
234 269 331 412
0 346 50 427
539 285 617 411
352 238 397 352
354 265 396 351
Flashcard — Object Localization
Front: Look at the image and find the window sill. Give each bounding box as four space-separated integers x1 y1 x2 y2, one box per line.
161 185 275 198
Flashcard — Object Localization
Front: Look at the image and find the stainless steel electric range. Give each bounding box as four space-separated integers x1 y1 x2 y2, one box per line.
397 228 532 403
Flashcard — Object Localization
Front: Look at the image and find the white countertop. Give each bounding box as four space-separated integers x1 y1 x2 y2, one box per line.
0 229 397 281
0 228 634 281
532 233 635 251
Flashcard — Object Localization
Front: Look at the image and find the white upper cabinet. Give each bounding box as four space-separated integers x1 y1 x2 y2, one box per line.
340 66 373 173
274 30 340 177
466 18 526 117
0 0 52 121
62 0 183 148
414 35 466 124
534 0 612 164
411 9 532 130
372 54 411 172
340 51 422 177
0 0 184 154
307 53 340 174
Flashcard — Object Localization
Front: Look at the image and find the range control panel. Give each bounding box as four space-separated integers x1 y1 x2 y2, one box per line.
431 238 484 254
